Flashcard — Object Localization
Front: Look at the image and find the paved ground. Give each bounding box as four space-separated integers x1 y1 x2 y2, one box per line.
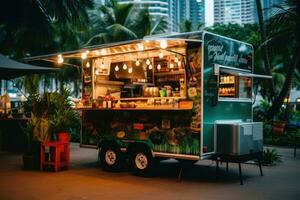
0 144 299 200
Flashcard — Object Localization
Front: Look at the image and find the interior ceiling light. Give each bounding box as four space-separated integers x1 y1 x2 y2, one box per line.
159 52 164 59
160 40 168 49
177 60 182 67
137 43 144 51
157 64 161 71
81 52 87 60
135 59 140 66
95 69 100 75
57 54 64 64
146 58 151 65
174 55 179 63
115 65 119 71
128 67 133 74
170 63 174 69
86 62 90 68
148 64 153 70
100 61 105 69
123 63 127 70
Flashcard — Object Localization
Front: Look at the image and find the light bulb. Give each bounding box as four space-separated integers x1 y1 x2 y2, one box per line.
177 60 182 67
160 40 168 49
81 52 87 60
157 64 161 71
128 67 133 74
170 63 174 69
57 54 64 64
86 62 90 68
159 52 164 59
135 59 140 66
100 62 105 69
123 63 127 70
95 70 100 75
146 59 151 65
174 56 179 63
115 65 119 71
149 64 153 70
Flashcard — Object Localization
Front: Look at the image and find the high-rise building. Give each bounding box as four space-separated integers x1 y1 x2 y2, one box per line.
214 0 255 24
261 0 283 20
118 0 169 19
178 0 205 31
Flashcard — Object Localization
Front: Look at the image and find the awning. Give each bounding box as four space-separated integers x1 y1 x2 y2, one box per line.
214 64 272 79
0 54 60 80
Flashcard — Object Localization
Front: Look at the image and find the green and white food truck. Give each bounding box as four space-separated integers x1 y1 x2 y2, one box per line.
27 31 270 176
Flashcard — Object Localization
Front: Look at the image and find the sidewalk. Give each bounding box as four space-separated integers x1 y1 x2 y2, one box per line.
0 144 299 200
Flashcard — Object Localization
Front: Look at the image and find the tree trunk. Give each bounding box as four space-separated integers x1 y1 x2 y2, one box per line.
255 0 276 100
60 78 64 92
267 47 300 119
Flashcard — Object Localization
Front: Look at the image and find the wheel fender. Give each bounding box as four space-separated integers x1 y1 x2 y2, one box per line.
127 142 153 156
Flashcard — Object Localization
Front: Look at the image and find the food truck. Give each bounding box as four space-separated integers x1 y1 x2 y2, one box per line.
26 31 270 176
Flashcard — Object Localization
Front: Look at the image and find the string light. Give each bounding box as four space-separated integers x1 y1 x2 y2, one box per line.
123 63 127 70
135 59 140 66
81 52 87 60
115 65 119 71
177 60 182 67
57 54 64 64
100 61 105 69
170 63 174 69
174 55 179 63
128 67 133 73
146 58 151 65
86 62 90 68
148 64 153 70
157 64 161 71
159 52 164 59
160 40 168 49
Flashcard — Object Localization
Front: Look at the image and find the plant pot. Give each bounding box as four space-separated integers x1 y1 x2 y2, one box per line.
57 132 69 142
272 121 286 136
22 154 39 170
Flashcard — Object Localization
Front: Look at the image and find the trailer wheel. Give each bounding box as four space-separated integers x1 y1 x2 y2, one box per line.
130 147 155 177
99 144 123 172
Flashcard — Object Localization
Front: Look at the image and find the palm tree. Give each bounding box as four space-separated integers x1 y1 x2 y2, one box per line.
264 0 300 118
86 0 168 45
255 0 276 99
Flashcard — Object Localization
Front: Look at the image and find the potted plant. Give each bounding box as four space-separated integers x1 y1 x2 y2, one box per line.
47 90 80 142
22 113 49 170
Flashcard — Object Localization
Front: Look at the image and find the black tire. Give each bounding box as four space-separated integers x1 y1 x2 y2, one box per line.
99 144 123 172
130 147 155 177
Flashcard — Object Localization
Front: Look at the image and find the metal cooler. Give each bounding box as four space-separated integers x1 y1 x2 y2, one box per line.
215 121 263 155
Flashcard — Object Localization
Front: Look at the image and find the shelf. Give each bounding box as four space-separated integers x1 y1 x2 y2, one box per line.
219 94 235 97
154 70 185 76
116 97 186 101
75 106 192 111
220 82 235 85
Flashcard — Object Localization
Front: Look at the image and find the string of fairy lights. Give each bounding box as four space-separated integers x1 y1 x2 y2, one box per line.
56 40 183 74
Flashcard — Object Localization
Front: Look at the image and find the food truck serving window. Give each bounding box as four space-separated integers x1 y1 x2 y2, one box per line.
218 68 252 101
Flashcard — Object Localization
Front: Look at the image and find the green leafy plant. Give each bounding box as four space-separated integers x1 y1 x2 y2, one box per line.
262 148 282 165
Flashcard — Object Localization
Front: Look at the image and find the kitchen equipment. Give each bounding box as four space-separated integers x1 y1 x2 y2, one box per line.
215 121 263 155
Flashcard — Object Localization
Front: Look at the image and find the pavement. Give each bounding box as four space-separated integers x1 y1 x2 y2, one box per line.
0 144 299 200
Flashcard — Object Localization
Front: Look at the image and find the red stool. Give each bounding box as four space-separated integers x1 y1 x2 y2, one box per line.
40 141 70 172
